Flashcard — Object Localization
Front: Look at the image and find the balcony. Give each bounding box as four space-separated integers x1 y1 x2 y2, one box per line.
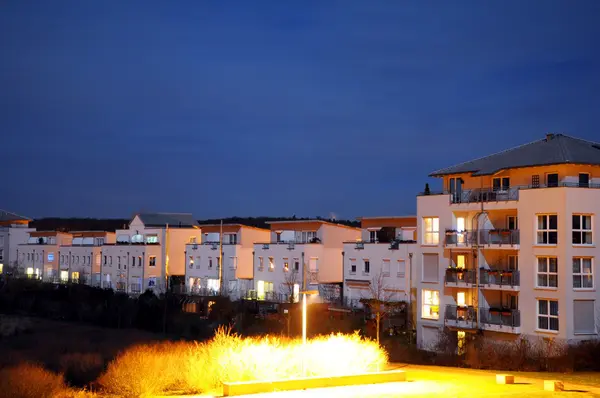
444 268 476 287
445 229 519 248
448 181 600 204
479 307 521 333
444 305 478 329
480 269 520 290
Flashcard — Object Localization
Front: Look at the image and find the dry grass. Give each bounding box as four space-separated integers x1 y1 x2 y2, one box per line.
98 328 387 396
0 363 66 398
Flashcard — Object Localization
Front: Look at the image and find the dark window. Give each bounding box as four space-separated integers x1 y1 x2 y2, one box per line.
369 231 377 243
351 263 357 273
294 261 299 271
579 173 590 188
547 173 559 187
364 260 370 273
493 177 510 191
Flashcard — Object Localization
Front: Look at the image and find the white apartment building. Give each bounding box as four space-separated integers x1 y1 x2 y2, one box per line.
342 216 417 308
416 133 600 352
0 209 34 274
252 220 360 302
100 213 201 293
57 231 115 286
185 224 270 299
18 231 73 281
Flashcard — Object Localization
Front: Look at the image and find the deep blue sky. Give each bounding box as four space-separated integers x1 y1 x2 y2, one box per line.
2 1 600 219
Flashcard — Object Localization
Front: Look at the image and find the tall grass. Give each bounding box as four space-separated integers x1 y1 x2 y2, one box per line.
99 328 387 396
0 363 66 398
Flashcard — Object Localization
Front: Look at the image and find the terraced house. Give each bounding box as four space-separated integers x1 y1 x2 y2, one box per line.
252 220 360 302
342 216 417 309
184 223 270 299
100 213 202 293
416 133 600 352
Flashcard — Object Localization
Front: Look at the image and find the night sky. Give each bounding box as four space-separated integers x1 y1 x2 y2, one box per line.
2 1 600 219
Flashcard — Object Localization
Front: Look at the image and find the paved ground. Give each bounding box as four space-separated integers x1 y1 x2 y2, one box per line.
160 364 600 398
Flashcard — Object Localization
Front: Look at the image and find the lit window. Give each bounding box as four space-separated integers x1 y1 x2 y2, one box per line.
149 256 156 267
72 271 80 283
269 257 274 271
573 257 593 289
26 267 34 276
207 278 220 292
148 277 157 287
423 217 439 245
537 299 559 331
190 236 197 244
537 257 558 288
422 289 440 320
573 215 592 245
189 256 194 268
537 215 558 244
146 235 159 244
283 258 289 272
456 292 466 307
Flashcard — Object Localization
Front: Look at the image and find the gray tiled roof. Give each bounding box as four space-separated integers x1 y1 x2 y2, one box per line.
135 213 199 228
430 134 600 177
0 209 31 223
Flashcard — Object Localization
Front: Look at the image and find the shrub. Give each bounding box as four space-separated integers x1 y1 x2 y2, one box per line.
59 352 105 386
99 328 387 396
0 363 66 398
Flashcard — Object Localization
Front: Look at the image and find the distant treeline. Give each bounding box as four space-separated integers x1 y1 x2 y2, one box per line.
30 216 359 232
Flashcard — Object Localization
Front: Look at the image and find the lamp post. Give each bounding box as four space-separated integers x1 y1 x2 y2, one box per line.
300 289 318 375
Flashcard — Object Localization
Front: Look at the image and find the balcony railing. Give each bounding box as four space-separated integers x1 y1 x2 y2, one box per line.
445 268 476 284
480 308 521 328
480 269 520 287
444 305 478 328
446 182 600 204
445 229 519 246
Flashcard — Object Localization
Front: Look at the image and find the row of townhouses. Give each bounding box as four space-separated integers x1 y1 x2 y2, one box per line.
2 133 599 351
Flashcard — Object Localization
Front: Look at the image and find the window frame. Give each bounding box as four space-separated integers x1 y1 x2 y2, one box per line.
536 214 558 245
423 217 440 246
572 214 593 246
492 177 510 191
537 299 559 332
421 289 440 320
363 259 370 275
573 257 594 289
536 256 558 289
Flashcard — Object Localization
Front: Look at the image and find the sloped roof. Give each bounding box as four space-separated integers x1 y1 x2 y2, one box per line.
0 209 31 223
135 213 199 228
430 134 600 177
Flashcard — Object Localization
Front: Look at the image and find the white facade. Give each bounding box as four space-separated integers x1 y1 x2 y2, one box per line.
185 224 270 299
100 215 202 293
0 224 34 274
57 232 115 286
17 232 73 281
416 163 600 351
252 220 360 302
343 217 417 308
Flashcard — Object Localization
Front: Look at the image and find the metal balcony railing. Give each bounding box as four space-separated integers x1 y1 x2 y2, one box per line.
480 269 520 287
445 229 519 246
480 308 521 328
444 305 478 328
444 268 477 284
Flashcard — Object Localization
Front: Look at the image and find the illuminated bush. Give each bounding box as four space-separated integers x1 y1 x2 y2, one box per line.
99 328 388 396
0 363 66 398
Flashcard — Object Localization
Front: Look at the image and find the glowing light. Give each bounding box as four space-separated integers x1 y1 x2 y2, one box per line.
99 328 387 396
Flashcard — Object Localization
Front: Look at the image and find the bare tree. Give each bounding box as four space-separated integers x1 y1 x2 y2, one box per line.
280 268 300 303
361 269 396 344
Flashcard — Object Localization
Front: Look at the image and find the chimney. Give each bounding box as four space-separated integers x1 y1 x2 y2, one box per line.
546 133 555 141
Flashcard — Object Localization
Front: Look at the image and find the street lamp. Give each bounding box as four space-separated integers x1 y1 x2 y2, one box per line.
300 289 318 375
